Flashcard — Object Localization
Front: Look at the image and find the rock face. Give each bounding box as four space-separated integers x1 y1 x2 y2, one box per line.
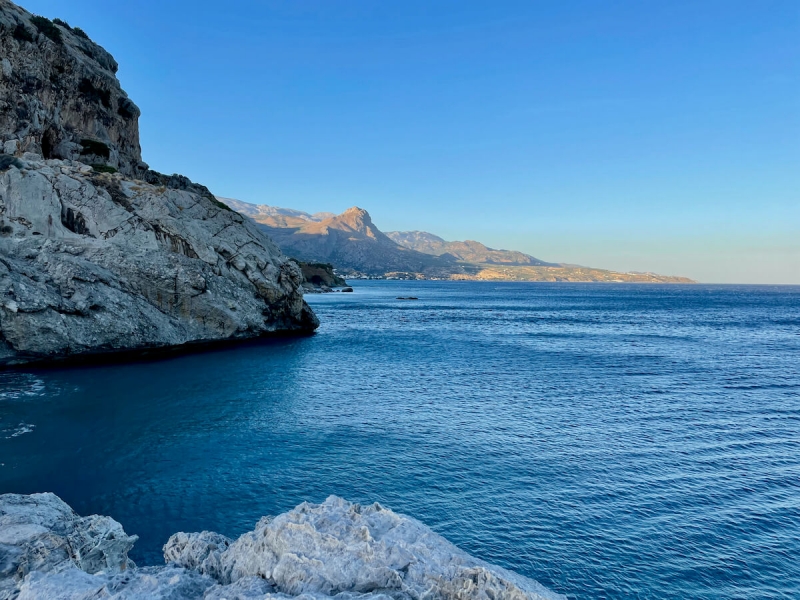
0 157 318 366
0 493 565 600
0 493 139 599
0 0 144 177
296 261 347 293
0 0 317 365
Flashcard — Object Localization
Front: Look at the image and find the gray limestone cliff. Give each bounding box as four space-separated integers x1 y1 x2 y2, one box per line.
0 0 143 176
0 1 318 366
0 493 565 600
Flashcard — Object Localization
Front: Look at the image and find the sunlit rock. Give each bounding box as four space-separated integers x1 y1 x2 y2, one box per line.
0 493 564 600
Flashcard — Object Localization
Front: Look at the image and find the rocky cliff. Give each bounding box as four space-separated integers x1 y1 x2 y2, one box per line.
0 1 144 177
0 492 564 600
295 260 348 292
0 1 317 366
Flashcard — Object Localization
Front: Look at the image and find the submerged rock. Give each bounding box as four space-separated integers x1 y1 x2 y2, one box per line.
0 493 565 600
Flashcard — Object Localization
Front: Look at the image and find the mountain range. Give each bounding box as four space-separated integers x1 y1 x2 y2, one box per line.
220 198 695 283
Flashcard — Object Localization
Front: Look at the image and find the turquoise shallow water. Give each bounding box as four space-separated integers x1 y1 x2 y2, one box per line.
1 281 799 599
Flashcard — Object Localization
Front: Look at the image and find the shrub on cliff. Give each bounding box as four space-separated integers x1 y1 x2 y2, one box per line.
12 23 33 42
52 18 89 40
31 15 63 44
211 197 232 211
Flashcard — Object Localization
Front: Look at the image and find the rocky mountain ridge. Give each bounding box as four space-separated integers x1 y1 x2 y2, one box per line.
385 230 556 266
0 0 317 366
224 199 695 283
233 201 467 277
222 197 335 229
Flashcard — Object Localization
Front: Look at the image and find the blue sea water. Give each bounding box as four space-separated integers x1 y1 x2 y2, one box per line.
1 281 799 599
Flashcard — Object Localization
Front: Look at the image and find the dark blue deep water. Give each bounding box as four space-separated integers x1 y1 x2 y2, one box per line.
1 282 799 599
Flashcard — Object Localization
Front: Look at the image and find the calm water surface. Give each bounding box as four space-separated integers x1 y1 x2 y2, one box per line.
1 282 798 599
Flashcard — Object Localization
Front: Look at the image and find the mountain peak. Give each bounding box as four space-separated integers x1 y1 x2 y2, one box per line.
326 207 375 232
343 206 368 215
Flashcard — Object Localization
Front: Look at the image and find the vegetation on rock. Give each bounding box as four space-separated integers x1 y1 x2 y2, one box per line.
12 22 32 42
30 15 62 44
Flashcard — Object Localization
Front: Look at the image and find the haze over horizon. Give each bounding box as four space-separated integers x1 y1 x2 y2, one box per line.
22 0 799 283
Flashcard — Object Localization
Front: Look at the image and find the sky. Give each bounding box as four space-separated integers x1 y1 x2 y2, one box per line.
24 0 800 283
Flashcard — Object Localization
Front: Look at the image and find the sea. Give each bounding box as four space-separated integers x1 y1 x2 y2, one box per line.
1 281 798 599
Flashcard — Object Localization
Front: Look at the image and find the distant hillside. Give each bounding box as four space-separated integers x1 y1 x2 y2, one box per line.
386 230 556 266
236 203 467 276
220 197 334 228
223 198 695 283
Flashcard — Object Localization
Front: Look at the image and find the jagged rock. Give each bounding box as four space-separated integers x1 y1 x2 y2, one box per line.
15 565 216 600
0 492 137 599
0 157 318 366
0 1 144 176
0 493 564 600
165 496 563 600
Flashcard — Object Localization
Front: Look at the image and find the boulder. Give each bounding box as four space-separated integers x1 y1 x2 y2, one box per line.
164 495 563 600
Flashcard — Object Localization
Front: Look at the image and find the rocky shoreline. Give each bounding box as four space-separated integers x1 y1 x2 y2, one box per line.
0 493 564 600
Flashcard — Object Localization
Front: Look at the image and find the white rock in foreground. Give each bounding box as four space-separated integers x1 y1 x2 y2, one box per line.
0 493 565 600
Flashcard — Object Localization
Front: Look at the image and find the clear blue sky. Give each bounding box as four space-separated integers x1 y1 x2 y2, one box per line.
25 0 800 282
